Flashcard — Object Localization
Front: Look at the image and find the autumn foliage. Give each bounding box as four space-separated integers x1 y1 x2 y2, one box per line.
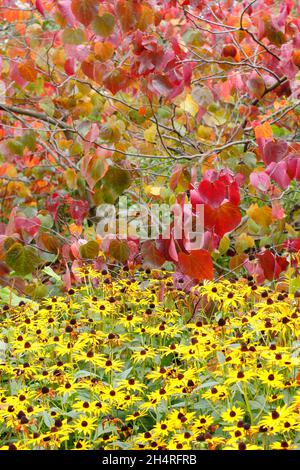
0 0 299 294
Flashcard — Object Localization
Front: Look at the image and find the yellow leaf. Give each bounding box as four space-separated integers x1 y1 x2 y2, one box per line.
69 223 82 236
235 233 255 254
58 139 73 150
247 204 272 228
218 235 230 255
145 185 161 197
72 101 93 118
52 47 66 67
144 124 157 143
197 125 212 140
64 169 78 190
180 94 199 117
254 121 273 140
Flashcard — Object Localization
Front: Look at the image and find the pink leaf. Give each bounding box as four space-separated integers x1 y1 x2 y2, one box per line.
263 140 288 165
287 156 300 181
57 1 77 27
36 0 45 16
272 201 285 220
14 217 41 237
250 171 271 192
266 161 291 189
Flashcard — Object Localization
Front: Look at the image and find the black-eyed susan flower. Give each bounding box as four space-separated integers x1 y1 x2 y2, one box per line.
258 370 284 388
221 406 244 424
74 416 97 436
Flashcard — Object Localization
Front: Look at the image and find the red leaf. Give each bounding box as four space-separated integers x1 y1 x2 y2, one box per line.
64 58 75 76
81 60 104 83
71 0 99 26
103 69 130 94
142 240 165 267
178 249 214 281
68 198 89 225
156 235 179 263
116 0 135 33
36 0 45 16
197 180 226 208
204 203 241 238
15 217 41 237
258 250 289 281
284 238 300 252
263 140 288 165
46 192 61 221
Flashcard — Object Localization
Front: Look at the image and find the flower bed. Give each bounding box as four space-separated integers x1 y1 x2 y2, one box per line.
0 268 299 450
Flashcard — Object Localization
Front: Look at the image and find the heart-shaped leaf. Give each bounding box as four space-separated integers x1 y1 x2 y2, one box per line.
5 242 41 276
109 239 130 263
92 13 115 37
71 0 99 26
178 249 214 280
79 240 99 259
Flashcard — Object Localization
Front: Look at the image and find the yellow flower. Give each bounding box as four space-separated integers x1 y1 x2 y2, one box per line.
74 416 97 436
221 406 244 423
258 370 284 388
202 385 229 401
151 420 171 437
192 415 214 433
73 440 91 450
118 378 147 393
126 410 148 421
260 405 293 428
271 440 296 450
225 369 255 385
132 347 156 363
102 357 124 374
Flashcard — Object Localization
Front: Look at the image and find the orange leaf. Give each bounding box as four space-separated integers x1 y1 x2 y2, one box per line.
178 249 214 281
71 0 99 26
254 121 273 140
18 60 37 82
94 42 114 61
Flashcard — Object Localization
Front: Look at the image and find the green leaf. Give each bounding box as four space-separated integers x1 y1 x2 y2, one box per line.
97 167 132 204
40 97 55 117
92 13 115 37
109 239 130 263
6 139 24 156
0 287 28 306
128 109 147 125
79 240 99 259
24 283 48 299
5 242 42 276
62 28 86 44
43 266 62 284
21 131 36 151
